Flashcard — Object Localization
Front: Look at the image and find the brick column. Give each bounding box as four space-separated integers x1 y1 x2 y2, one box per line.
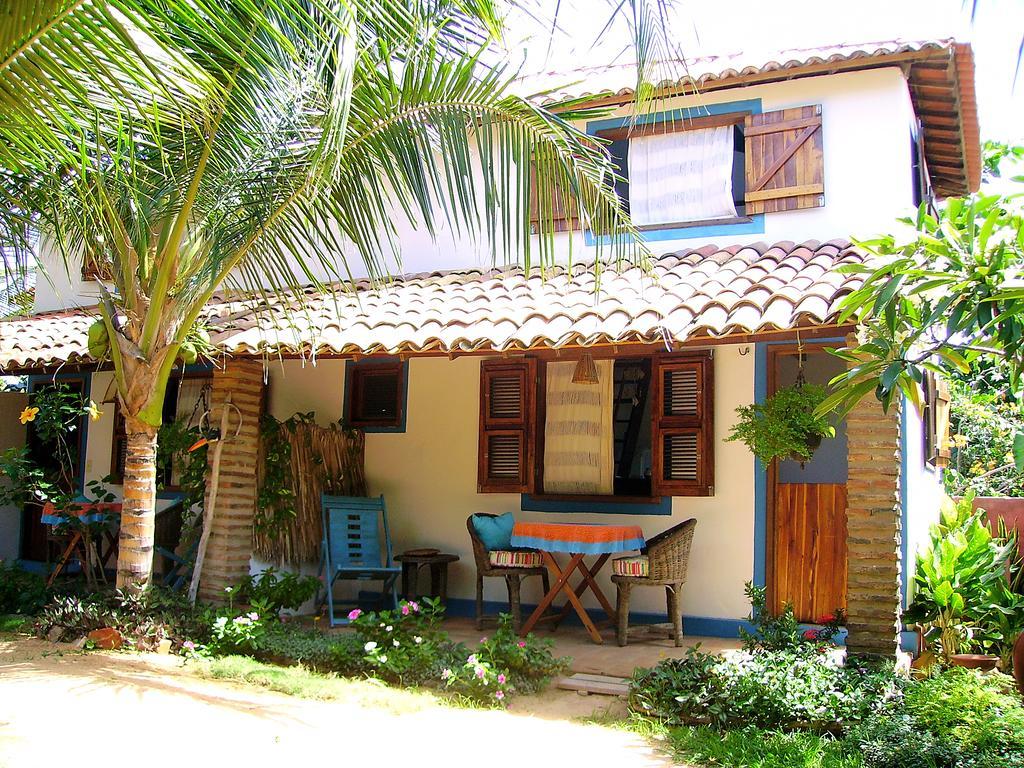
844 338 903 656
197 358 265 603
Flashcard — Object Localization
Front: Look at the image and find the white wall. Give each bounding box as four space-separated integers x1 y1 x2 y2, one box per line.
901 402 944 607
261 345 756 621
33 68 917 312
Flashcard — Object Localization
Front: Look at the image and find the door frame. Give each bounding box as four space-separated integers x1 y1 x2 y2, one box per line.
764 342 841 614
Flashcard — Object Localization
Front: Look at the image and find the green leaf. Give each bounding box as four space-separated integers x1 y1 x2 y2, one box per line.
1013 432 1024 471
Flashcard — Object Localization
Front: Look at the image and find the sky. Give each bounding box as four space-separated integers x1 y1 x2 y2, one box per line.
501 0 1024 143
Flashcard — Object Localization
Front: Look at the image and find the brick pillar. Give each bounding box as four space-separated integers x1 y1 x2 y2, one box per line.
197 358 265 603
844 338 903 656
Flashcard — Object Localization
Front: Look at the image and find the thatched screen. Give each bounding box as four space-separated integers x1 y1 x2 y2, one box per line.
254 415 366 563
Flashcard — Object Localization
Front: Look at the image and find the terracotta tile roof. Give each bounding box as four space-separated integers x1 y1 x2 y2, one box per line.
516 38 980 198
0 240 866 370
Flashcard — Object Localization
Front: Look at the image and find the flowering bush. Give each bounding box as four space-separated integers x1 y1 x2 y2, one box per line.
349 599 447 685
441 651 511 707
207 611 265 655
473 615 570 694
740 582 845 653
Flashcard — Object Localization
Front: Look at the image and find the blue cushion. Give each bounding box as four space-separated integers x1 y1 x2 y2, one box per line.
472 512 515 551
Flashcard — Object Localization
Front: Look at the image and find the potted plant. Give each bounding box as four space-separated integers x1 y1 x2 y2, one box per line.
727 383 836 465
905 493 1015 669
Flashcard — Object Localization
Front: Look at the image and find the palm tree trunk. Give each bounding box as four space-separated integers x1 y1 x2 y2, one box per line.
116 417 159 590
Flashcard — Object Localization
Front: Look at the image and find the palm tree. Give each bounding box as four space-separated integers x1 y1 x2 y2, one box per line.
0 1 647 590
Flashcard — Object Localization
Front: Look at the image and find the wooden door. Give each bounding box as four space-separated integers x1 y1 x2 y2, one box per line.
771 483 848 621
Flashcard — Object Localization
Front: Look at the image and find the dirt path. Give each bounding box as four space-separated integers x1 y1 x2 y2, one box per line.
0 638 678 768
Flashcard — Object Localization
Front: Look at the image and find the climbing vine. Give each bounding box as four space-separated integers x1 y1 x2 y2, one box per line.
156 418 209 545
255 413 298 538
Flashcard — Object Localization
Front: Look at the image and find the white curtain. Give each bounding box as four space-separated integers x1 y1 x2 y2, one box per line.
543 360 614 495
171 377 208 485
628 125 737 226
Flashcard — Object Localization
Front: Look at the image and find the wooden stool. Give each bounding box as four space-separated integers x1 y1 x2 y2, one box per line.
394 551 459 604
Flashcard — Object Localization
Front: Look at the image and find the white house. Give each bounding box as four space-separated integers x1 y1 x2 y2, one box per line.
0 38 978 654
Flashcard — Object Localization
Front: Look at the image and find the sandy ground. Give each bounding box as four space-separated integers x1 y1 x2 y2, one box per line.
0 637 680 768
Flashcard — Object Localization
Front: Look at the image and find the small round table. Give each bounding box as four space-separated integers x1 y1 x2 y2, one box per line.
394 551 460 604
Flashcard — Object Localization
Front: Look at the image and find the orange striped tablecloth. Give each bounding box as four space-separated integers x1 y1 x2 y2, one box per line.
510 521 645 555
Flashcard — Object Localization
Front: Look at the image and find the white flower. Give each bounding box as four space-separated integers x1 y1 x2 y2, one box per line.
224 587 232 592
441 668 452 680
414 636 423 644
392 639 400 647
385 625 393 632
364 641 377 652
378 655 388 664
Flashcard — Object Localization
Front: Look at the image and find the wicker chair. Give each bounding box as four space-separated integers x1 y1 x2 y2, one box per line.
466 514 550 631
611 518 697 647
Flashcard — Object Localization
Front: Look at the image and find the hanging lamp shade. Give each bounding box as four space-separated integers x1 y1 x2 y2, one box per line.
572 352 600 385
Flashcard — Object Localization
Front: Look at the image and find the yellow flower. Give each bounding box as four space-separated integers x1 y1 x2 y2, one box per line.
19 407 38 425
86 400 103 422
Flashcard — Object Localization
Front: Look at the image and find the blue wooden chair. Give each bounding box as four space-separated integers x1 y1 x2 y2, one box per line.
321 494 401 626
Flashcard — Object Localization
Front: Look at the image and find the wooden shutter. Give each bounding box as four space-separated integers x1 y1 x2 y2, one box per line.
744 105 824 214
652 352 714 496
478 358 536 493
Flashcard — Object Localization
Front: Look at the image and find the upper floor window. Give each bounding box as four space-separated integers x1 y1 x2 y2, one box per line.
529 103 825 238
344 359 407 432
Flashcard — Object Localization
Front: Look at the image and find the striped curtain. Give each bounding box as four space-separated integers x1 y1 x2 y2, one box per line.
543 360 614 494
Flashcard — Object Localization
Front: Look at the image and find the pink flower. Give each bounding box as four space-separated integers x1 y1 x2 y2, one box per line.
475 666 486 678
467 654 477 664
348 609 362 621
408 601 420 613
182 640 195 650
480 636 488 643
495 690 505 700
497 674 506 684
401 604 410 616
517 641 526 648
802 629 818 640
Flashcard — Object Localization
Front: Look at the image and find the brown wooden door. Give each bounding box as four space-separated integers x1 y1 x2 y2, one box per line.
771 483 848 621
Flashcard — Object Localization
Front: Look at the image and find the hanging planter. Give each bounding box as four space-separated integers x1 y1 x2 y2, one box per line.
727 383 836 466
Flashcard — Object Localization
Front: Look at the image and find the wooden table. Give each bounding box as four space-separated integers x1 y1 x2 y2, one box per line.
394 551 459 604
511 521 645 644
41 501 121 586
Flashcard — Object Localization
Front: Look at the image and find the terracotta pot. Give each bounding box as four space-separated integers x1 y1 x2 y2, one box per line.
950 653 1000 671
1013 634 1024 695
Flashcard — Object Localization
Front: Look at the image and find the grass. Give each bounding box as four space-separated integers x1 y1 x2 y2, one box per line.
198 655 441 714
588 714 862 768
0 615 30 635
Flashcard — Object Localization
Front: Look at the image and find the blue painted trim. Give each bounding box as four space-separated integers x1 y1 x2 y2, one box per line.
342 357 409 433
443 596 753 639
585 216 765 246
899 399 911 609
753 337 847 591
586 99 764 134
753 343 768 588
520 493 671 516
901 630 920 655
585 98 765 246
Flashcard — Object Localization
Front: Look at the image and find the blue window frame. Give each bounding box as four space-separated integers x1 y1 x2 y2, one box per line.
586 98 765 245
343 358 408 433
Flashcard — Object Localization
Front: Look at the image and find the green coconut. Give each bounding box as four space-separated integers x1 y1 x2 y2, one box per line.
87 320 110 359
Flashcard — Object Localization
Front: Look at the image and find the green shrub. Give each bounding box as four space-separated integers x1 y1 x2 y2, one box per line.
474 614 569 694
630 648 898 730
0 560 48 615
848 712 958 768
903 668 1024 758
846 668 1024 768
34 586 212 647
349 598 449 686
741 582 845 652
253 620 367 675
227 567 320 615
